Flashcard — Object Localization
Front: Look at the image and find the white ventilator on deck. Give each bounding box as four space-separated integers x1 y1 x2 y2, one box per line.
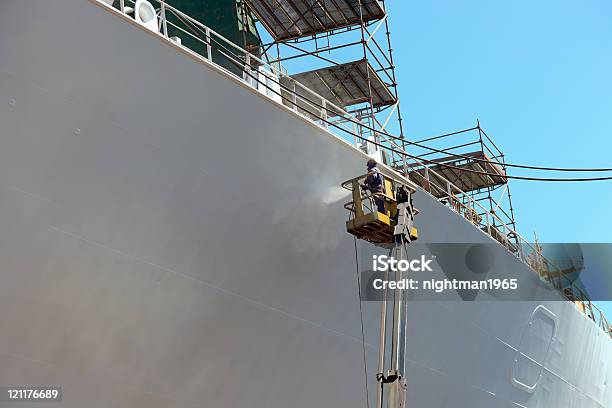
132 0 158 32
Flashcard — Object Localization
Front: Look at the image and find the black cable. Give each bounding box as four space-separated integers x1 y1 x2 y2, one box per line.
184 23 612 182
353 236 371 408
404 127 612 173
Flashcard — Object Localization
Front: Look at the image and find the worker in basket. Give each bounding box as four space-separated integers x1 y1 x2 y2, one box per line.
363 158 385 214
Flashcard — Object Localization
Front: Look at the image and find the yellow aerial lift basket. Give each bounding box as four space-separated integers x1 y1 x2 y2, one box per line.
342 173 419 245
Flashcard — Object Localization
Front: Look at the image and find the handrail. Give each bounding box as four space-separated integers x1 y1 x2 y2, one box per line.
96 0 611 339
159 2 375 139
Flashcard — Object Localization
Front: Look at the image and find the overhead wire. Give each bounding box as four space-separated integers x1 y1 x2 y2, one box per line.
411 126 612 173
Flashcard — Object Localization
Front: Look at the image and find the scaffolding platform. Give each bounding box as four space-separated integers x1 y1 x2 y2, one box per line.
280 59 396 116
245 0 386 41
408 151 507 197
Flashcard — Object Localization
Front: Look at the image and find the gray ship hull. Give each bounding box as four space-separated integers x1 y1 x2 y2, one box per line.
0 1 610 407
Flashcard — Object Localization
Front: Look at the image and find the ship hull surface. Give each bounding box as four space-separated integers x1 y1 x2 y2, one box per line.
0 1 610 407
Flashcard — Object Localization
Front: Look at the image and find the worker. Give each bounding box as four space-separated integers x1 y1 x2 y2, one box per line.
363 158 385 214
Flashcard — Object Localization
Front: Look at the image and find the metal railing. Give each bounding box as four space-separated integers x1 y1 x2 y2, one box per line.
94 0 612 339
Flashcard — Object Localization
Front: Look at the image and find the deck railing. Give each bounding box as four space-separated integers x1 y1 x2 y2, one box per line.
94 0 611 339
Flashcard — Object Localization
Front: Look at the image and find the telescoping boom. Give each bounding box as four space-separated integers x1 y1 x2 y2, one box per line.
343 172 420 408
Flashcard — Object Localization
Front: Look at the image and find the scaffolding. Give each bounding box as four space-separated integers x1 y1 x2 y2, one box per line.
244 2 519 250
406 122 519 252
245 0 405 162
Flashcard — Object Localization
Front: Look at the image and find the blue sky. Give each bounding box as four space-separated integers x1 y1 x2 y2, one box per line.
386 0 611 242
385 1 612 316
